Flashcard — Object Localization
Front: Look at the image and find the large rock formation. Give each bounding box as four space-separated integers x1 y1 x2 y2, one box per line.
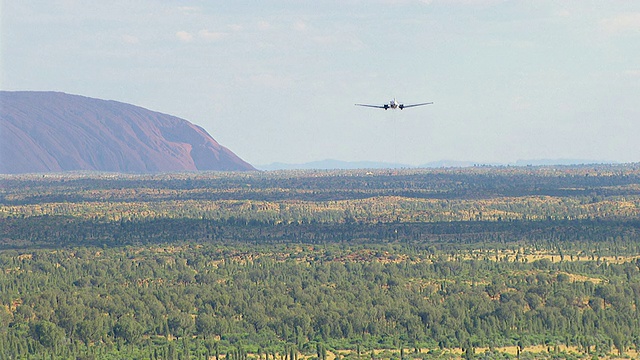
0 91 255 173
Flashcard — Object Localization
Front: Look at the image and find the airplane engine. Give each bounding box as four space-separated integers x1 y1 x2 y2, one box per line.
399 104 404 110
383 105 389 110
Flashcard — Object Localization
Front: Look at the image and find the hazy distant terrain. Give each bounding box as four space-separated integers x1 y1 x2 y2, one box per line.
0 91 255 173
257 159 609 170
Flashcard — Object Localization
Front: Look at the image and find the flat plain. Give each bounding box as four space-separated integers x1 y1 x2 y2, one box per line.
1 165 640 359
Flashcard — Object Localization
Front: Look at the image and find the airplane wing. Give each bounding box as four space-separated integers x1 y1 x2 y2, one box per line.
401 102 434 108
355 103 387 109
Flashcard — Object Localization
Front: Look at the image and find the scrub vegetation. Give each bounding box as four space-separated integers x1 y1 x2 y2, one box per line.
1 164 640 359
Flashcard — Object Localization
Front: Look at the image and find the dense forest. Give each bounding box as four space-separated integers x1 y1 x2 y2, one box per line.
1 165 640 359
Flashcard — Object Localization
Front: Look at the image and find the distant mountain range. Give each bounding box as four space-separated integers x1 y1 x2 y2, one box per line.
257 158 612 171
0 91 255 174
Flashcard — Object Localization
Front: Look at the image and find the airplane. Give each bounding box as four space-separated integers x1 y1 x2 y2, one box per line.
355 98 433 110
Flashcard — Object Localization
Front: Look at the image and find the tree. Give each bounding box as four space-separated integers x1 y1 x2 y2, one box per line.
611 332 626 356
168 311 195 337
76 310 106 344
31 320 64 348
195 313 218 337
113 316 143 344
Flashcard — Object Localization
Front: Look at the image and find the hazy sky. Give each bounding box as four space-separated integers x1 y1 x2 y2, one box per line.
2 1 639 166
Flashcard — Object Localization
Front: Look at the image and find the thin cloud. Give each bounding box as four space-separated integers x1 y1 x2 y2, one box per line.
199 29 227 41
600 13 640 34
177 6 200 14
293 20 307 32
121 34 139 44
312 34 361 48
176 31 194 42
257 21 272 31
511 96 532 111
312 35 335 45
625 70 640 77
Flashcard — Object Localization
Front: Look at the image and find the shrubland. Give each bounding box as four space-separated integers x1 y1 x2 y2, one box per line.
1 165 639 359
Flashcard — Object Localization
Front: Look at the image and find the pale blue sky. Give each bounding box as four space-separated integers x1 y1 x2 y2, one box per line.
2 1 639 166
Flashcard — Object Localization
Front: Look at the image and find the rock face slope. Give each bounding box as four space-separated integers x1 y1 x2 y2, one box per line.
0 91 255 173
